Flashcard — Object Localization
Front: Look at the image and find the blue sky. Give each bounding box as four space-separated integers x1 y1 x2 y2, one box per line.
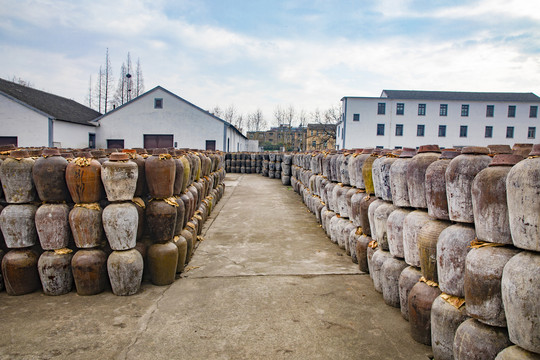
1 0 540 128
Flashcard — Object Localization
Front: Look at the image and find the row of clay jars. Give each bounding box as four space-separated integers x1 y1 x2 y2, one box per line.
0 150 37 203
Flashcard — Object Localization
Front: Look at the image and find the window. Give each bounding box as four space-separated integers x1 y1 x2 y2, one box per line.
418 104 426 116
154 98 163 109
395 124 403 136
460 125 468 138
506 126 514 138
88 133 96 149
0 136 18 146
107 139 124 149
377 124 385 136
438 125 446 137
508 105 516 118
461 104 469 117
530 106 538 118
440 104 448 116
396 103 404 115
378 103 386 115
353 113 360 121
485 126 493 138
486 105 494 117
528 127 536 139
417 124 425 137
310 130 314 136
312 141 316 147
206 140 216 151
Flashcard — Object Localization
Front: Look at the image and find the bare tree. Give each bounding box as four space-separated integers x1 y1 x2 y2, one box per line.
222 104 237 124
235 114 245 134
10 76 33 87
113 63 127 108
210 105 222 118
86 75 92 108
324 104 342 124
103 48 113 113
298 109 308 128
94 66 103 113
247 108 266 132
284 105 295 127
125 52 133 102
273 105 285 127
135 57 144 97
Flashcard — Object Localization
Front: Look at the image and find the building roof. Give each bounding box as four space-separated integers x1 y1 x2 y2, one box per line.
307 123 337 129
92 85 247 139
0 78 101 126
380 90 540 102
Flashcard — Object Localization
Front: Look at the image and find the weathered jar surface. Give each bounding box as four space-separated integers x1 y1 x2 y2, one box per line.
402 210 432 268
38 249 73 296
0 150 36 203
425 149 460 220
146 199 177 244
381 257 408 308
399 266 422 321
2 248 40 295
389 148 416 207
71 249 108 296
453 318 511 360
373 201 397 251
0 204 38 248
387 208 412 259
431 295 469 360
65 157 103 204
107 249 143 296
102 202 138 250
101 153 138 202
408 281 442 345
495 345 540 360
35 203 70 250
407 145 441 209
145 148 175 199
33 149 70 202
69 205 103 248
417 219 451 283
147 242 178 286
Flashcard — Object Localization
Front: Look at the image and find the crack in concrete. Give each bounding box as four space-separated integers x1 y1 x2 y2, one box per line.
186 272 367 280
116 286 170 360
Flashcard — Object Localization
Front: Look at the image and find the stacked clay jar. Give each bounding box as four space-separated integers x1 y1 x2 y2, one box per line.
0 147 226 296
225 152 263 174
286 143 540 359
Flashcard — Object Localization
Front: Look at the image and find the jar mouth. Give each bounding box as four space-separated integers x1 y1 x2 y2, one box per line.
417 144 441 153
489 154 523 166
9 149 28 158
461 146 490 155
487 144 512 155
109 153 129 161
528 143 540 157
439 149 461 160
42 148 61 156
399 148 416 158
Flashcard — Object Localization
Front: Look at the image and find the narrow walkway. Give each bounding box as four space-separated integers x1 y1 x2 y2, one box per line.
0 174 432 360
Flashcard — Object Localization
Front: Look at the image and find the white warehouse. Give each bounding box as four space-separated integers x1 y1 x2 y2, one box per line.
337 90 540 149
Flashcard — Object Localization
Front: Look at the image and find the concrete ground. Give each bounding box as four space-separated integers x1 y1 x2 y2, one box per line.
0 173 432 360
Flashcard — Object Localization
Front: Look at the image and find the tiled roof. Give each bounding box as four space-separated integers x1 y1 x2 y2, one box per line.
381 90 540 102
0 78 100 126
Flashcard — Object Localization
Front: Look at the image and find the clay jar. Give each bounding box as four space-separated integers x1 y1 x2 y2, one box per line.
373 202 397 251
65 156 103 203
107 249 144 296
453 319 511 360
352 148 373 190
173 152 185 195
399 266 422 321
2 248 40 295
146 199 177 244
402 210 432 268
71 249 108 296
425 149 461 220
386 208 413 259
464 246 520 327
445 146 492 223
69 205 103 248
32 148 70 202
430 296 469 360
147 242 178 286
37 249 73 296
378 151 400 201
173 235 188 273
501 251 540 353
362 152 379 195
0 204 38 248
390 148 416 207
101 152 138 202
495 346 540 360
408 281 442 345
35 203 70 250
407 145 441 209
471 154 522 244
359 194 376 236
102 202 138 250
145 148 175 198
506 144 540 251
349 190 365 227
381 257 408 308
174 196 186 236
417 219 451 283
124 149 147 197
0 150 36 203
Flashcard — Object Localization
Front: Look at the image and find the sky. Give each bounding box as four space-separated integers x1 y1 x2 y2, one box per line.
1 0 540 129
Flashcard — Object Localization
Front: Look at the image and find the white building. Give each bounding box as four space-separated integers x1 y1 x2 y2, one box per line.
92 86 251 152
337 90 540 149
0 78 100 148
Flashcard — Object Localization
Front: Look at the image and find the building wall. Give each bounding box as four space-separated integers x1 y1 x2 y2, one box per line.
340 97 540 149
53 120 96 149
306 124 336 151
0 95 49 147
96 88 233 150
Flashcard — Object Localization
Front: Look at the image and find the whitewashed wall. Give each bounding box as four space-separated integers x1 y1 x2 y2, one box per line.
54 121 96 149
0 95 49 147
340 97 540 149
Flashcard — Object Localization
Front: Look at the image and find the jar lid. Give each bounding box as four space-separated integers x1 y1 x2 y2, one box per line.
353 148 363 154
152 148 169 155
489 154 523 166
109 153 129 161
75 151 92 158
512 143 533 158
439 149 461 160
399 148 416 158
9 149 28 158
461 146 490 155
91 150 106 158
122 149 137 154
487 144 512 155
528 143 540 157
417 144 441 153
42 148 61 156
361 148 374 154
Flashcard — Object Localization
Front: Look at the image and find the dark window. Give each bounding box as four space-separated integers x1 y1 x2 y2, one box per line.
461 104 469 117
395 124 403 136
107 139 124 149
530 106 538 118
377 124 385 136
378 103 386 115
353 113 360 121
154 98 163 109
312 141 316 147
528 127 536 139
485 126 493 138
0 136 18 146
206 140 216 151
417 124 425 137
88 133 96 149
460 125 468 138
506 126 514 138
486 105 494 117
418 104 426 116
143 134 173 149
438 125 446 137
396 103 404 115
508 105 516 118
440 104 448 116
